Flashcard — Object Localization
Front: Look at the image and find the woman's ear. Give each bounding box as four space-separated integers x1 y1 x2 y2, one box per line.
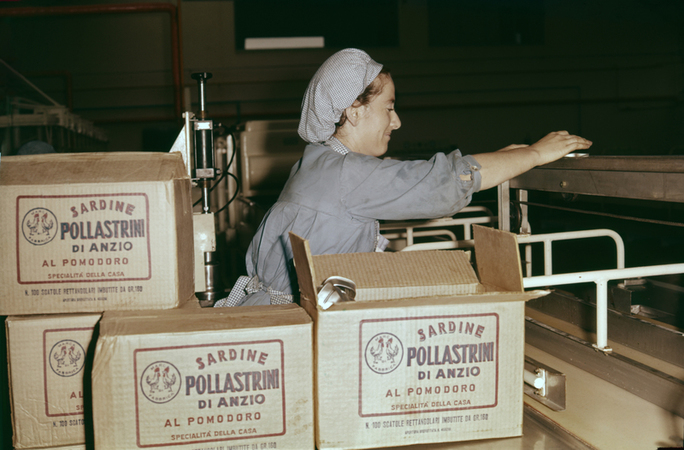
344 104 363 127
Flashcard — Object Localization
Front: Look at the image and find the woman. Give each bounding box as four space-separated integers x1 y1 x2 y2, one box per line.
215 48 592 307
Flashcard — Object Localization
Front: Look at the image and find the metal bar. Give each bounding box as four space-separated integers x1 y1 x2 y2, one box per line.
519 155 684 173
517 229 625 274
381 229 457 242
525 316 684 418
510 161 684 203
544 240 553 276
523 263 684 288
524 263 684 350
498 181 510 231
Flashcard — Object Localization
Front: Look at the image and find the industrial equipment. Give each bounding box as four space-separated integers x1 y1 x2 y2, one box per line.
171 72 230 306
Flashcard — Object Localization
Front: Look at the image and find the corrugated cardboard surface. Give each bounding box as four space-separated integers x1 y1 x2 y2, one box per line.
472 225 524 293
5 313 101 449
92 305 315 450
290 226 545 449
313 251 482 300
0 152 194 315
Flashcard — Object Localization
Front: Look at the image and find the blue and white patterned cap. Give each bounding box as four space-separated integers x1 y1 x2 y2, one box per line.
298 48 383 144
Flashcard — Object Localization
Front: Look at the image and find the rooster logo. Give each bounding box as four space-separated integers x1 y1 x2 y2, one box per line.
365 333 403 374
141 361 181 404
146 366 177 394
49 340 85 377
22 208 57 245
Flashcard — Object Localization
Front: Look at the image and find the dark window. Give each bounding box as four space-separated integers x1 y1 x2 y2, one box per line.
234 0 399 50
428 0 544 47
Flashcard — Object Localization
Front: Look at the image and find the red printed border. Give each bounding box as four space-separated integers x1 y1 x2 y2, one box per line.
16 193 152 284
358 313 499 418
133 340 287 448
42 327 95 417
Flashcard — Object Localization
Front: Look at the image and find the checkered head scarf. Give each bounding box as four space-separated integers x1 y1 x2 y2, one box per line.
298 48 383 144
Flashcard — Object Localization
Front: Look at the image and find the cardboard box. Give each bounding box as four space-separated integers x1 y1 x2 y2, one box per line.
0 152 194 315
91 304 314 450
290 225 546 450
5 313 101 449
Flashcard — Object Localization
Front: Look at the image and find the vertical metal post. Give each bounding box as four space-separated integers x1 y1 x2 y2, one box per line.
498 181 511 231
595 279 610 351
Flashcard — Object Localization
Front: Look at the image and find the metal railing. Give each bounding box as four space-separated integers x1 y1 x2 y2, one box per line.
381 206 496 248
523 263 684 351
402 226 684 352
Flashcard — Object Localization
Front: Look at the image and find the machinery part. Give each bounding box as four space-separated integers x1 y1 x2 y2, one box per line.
196 250 228 306
187 72 228 305
524 356 567 411
526 316 684 418
191 72 216 214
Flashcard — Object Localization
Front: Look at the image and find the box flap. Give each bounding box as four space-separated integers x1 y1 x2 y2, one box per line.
319 290 549 312
473 224 524 292
99 304 310 336
289 232 318 306
0 152 188 186
290 232 481 304
312 250 480 300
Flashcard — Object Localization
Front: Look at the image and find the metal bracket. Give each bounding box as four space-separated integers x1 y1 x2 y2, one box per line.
524 356 566 411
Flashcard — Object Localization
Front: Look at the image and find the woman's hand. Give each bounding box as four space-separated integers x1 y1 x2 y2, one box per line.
474 131 592 191
528 131 592 165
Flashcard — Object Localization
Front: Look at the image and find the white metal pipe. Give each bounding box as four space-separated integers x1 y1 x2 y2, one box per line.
518 229 626 276
498 182 510 231
401 240 474 252
381 215 495 231
596 279 609 349
523 263 684 351
525 244 532 278
522 263 684 288
544 241 553 276
382 216 495 246
406 227 414 246
459 205 495 216
382 230 458 242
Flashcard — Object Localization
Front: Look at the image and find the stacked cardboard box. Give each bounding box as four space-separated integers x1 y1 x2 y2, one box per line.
90 305 314 450
2 152 194 449
290 225 545 449
0 152 194 315
5 314 100 449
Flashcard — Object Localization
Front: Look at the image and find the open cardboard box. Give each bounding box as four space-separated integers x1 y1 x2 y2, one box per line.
290 225 547 450
0 152 194 315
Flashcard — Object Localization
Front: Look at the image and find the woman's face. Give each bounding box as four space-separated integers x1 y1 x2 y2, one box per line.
352 75 401 157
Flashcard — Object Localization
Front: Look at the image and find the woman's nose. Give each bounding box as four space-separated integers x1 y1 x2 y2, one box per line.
392 111 401 130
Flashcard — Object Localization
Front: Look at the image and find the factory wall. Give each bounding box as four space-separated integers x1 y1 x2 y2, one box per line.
1 0 683 157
